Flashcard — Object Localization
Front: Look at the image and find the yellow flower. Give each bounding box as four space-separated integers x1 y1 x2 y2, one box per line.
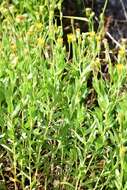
88 31 95 38
120 145 126 157
37 37 44 46
35 22 43 30
57 37 63 46
116 64 124 73
39 6 44 13
67 33 76 43
119 47 125 56
10 43 17 53
96 35 101 42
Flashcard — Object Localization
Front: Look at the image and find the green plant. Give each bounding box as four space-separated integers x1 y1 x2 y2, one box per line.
0 0 127 189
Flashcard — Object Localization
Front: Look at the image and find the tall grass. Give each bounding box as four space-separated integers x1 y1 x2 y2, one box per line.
0 0 127 189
